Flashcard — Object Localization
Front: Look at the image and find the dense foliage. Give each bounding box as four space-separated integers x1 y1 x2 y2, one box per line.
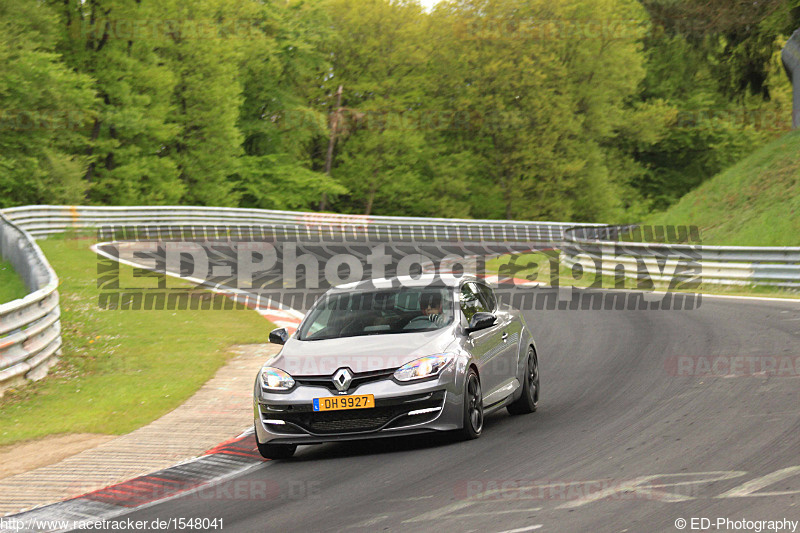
0 0 796 222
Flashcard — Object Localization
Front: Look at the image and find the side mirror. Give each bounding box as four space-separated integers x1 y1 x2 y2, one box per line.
269 327 290 345
467 312 496 333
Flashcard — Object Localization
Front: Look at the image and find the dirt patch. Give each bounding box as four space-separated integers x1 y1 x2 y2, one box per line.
0 433 115 480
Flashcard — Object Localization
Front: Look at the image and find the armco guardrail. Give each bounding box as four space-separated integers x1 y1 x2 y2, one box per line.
561 226 800 288
0 205 599 391
2 206 798 393
0 212 61 395
1 205 591 242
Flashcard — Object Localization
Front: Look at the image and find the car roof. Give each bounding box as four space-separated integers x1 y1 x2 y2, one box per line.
330 274 478 293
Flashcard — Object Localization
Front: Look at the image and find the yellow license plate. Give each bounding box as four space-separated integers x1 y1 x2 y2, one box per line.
313 394 375 412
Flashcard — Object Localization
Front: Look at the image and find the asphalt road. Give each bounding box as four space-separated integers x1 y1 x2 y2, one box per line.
116 293 800 533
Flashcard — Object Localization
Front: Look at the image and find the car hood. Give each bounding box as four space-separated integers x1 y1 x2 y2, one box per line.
270 328 458 375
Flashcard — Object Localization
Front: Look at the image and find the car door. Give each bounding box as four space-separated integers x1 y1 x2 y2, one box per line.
460 281 506 403
475 281 523 403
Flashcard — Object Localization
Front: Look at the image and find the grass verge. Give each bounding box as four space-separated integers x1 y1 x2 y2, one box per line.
0 237 273 447
646 130 800 246
0 258 28 303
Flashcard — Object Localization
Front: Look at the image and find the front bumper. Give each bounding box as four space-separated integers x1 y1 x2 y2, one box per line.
253 365 464 445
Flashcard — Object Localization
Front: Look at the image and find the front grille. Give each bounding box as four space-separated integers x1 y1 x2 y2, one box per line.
295 368 396 394
301 409 395 433
261 391 445 435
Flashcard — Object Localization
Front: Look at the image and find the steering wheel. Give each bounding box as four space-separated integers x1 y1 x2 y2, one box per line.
405 314 437 329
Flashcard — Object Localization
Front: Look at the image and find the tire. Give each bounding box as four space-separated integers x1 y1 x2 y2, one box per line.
457 368 483 440
507 346 539 415
255 429 296 459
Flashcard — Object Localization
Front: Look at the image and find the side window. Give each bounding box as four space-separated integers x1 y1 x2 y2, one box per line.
476 282 496 312
460 282 487 323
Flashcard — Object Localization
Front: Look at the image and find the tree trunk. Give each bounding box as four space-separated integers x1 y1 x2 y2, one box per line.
503 178 513 220
365 177 378 216
320 85 343 211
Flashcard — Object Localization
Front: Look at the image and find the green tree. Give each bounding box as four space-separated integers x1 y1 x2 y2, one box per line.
47 0 183 205
641 0 800 101
631 2 794 211
0 0 95 207
155 0 251 206
429 0 660 222
236 0 345 210
316 0 473 217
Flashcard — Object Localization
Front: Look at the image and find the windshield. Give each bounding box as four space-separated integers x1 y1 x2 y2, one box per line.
297 287 454 341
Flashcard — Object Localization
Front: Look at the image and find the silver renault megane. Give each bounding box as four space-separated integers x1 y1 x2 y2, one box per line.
253 276 540 459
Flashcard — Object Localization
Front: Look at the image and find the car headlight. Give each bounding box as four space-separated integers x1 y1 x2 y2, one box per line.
260 367 295 391
394 353 454 382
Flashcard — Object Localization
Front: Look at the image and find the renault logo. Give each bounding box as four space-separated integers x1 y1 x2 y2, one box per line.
332 368 353 392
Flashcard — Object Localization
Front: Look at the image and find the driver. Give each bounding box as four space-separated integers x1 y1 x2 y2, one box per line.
419 292 443 323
